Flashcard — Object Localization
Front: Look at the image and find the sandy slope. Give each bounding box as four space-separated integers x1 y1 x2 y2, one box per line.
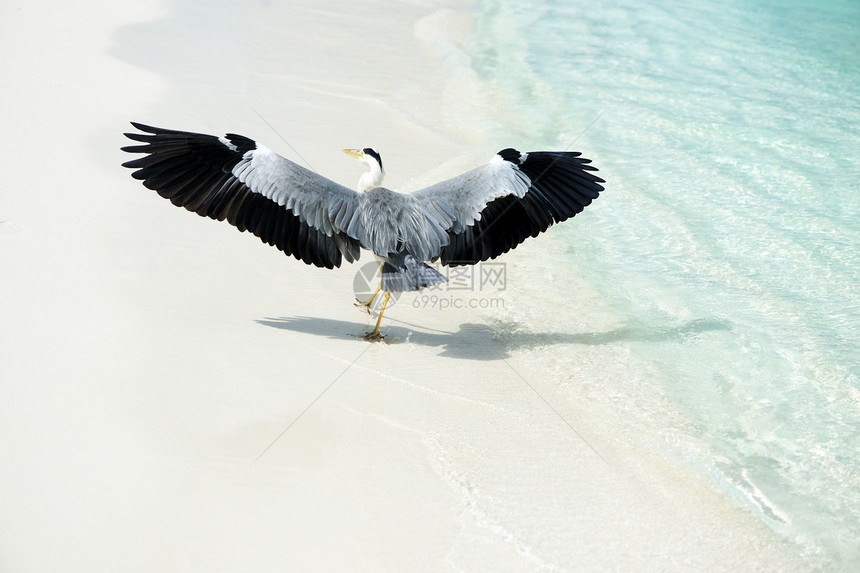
0 0 801 570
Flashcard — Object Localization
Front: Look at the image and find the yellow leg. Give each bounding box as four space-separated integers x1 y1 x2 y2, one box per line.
354 282 381 313
364 292 391 341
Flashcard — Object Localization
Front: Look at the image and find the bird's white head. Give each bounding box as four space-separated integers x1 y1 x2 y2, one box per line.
343 147 385 192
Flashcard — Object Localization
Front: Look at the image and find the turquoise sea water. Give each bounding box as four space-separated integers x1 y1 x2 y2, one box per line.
458 0 859 568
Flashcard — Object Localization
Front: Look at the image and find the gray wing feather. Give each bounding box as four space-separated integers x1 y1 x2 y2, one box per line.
411 155 531 233
235 145 363 240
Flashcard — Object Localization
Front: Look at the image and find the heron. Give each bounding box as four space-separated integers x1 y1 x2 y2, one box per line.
121 122 605 341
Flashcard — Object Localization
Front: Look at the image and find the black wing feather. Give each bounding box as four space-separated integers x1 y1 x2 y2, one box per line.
121 122 359 270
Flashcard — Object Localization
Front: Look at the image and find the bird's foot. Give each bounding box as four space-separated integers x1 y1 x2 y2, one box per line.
363 330 385 342
354 298 373 314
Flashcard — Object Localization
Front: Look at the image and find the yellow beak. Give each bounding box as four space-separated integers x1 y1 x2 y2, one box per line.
343 149 363 160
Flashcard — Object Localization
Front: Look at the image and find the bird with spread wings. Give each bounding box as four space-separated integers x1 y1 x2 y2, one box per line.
121 122 605 340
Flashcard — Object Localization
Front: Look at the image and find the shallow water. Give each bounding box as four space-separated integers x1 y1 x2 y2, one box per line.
440 0 860 568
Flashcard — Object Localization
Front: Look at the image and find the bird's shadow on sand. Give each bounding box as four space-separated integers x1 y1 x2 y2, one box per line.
256 316 733 361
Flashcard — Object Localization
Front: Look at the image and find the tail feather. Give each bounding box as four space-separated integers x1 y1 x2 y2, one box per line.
381 255 447 292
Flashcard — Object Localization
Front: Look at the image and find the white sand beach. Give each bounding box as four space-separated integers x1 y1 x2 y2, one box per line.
1 0 804 570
